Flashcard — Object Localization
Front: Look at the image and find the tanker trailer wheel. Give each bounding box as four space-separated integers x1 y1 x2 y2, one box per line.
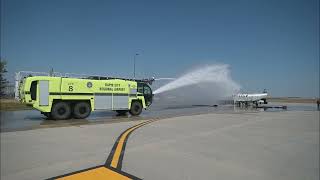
51 102 71 120
73 102 91 119
129 101 142 116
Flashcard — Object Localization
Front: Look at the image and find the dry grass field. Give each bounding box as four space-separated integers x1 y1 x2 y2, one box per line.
0 99 31 111
267 97 319 104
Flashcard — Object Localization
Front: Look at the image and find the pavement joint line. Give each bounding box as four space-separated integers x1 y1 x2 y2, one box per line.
46 119 158 180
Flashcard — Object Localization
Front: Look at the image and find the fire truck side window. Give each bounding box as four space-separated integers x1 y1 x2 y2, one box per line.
30 81 37 100
143 86 151 95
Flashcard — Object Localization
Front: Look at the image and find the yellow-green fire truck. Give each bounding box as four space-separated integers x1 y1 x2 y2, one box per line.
16 73 153 120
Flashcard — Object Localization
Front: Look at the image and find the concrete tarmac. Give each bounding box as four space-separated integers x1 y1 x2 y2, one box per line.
1 110 319 180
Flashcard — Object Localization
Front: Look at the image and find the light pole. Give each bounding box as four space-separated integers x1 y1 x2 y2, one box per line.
133 53 139 79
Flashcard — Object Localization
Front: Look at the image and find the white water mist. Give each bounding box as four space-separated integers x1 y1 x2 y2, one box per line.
150 64 240 107
154 64 240 96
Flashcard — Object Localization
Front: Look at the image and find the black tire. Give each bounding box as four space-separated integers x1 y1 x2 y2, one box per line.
51 102 71 120
129 101 143 116
116 110 128 115
73 102 91 119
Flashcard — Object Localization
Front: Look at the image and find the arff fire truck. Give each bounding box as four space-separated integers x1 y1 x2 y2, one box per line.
15 72 154 120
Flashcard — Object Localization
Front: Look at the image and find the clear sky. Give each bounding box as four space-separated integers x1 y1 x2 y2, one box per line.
1 0 319 97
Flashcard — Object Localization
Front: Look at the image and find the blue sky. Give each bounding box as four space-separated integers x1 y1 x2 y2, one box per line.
1 0 319 97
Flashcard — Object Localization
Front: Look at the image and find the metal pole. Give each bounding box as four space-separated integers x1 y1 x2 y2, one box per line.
134 55 136 79
14 72 20 100
133 53 139 79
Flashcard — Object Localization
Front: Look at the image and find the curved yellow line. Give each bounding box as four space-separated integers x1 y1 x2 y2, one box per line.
110 120 152 168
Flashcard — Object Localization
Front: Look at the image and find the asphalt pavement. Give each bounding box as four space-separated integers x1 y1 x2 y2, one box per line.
1 110 318 180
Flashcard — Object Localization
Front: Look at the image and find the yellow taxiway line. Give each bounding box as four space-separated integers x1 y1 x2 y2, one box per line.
50 120 156 180
56 167 131 180
110 120 153 168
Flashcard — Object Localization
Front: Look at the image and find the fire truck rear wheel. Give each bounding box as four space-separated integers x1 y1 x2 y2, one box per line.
51 102 71 120
129 101 142 116
73 102 91 119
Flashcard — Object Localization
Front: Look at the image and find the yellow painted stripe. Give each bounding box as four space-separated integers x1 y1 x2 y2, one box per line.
53 120 157 180
110 120 152 168
57 167 131 180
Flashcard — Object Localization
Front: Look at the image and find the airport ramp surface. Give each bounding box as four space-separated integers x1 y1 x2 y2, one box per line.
1 111 319 180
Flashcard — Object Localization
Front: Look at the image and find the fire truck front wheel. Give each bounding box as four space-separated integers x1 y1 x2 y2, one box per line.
73 102 91 119
129 101 142 116
51 102 71 120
